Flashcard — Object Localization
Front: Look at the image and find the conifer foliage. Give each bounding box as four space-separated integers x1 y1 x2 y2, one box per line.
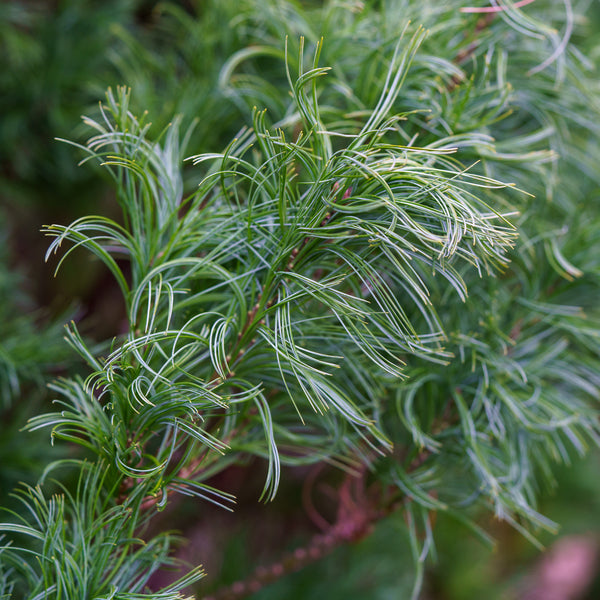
1 1 599 598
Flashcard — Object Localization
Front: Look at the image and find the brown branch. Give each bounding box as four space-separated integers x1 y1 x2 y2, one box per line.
461 0 536 14
201 469 378 600
448 10 498 91
200 448 436 600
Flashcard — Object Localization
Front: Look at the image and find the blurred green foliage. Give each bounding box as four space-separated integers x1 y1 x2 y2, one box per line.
1 0 139 204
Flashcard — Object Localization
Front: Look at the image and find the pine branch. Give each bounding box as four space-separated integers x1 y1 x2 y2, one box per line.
1 2 599 598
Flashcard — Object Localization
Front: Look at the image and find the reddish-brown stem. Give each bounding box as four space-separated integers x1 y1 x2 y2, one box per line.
201 469 379 600
200 455 432 600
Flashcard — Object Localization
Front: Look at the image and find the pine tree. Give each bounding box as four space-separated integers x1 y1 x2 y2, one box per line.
1 1 599 598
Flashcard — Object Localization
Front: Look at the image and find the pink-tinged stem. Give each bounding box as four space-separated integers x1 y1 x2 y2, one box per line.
461 0 536 14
